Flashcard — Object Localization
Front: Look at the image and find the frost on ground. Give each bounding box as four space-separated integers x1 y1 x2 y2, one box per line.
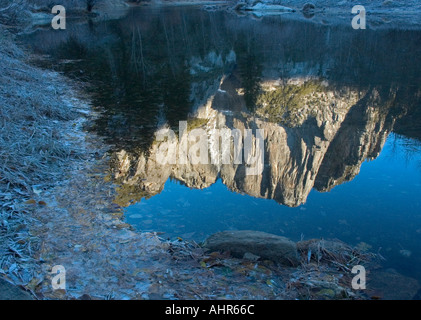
230 0 421 29
0 34 377 298
0 26 95 295
0 8 388 300
19 158 379 299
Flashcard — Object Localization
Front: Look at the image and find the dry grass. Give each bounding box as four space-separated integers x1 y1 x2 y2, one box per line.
0 26 88 290
0 29 78 192
297 238 382 269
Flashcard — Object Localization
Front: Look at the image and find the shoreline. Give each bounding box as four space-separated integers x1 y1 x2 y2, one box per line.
0 35 385 299
0 26 106 299
8 0 421 32
1 2 420 300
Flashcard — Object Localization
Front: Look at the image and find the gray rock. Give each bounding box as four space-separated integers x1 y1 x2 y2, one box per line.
243 252 261 261
204 230 299 266
297 239 350 253
302 3 316 12
301 3 316 18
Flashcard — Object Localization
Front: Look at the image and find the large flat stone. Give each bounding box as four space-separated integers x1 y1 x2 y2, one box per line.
204 230 300 266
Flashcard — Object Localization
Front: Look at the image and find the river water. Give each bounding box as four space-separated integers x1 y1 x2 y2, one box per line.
22 5 421 293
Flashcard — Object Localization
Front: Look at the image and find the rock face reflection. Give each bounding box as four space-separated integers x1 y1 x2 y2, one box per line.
110 76 405 207
23 7 421 208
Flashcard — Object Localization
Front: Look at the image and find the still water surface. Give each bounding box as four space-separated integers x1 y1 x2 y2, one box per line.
22 6 421 285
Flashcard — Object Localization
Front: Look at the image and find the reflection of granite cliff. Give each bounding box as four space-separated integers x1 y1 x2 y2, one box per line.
111 75 396 207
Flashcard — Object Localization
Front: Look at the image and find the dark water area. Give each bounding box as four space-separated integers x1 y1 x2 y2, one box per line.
21 6 421 289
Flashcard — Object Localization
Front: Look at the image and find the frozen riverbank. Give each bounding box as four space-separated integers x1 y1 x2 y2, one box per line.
2 1 421 300
0 26 102 298
229 0 421 29
0 33 380 299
